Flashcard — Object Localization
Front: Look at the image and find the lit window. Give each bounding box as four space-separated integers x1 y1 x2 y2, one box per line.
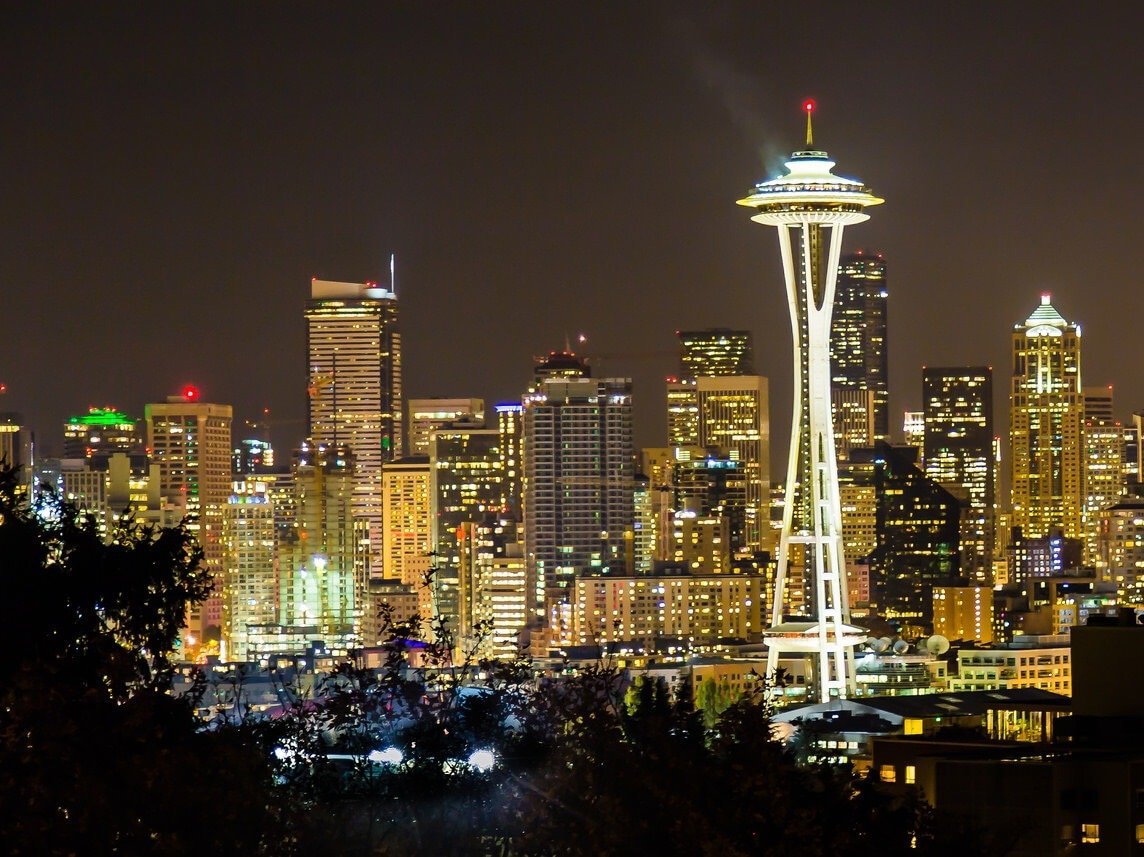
905 765 916 785
879 765 896 783
1081 823 1099 844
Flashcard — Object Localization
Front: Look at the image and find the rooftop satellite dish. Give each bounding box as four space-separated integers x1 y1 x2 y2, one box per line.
871 637 891 653
925 634 951 655
864 636 880 651
891 639 910 655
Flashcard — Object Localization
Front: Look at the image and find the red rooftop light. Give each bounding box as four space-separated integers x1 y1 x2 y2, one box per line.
183 385 200 401
804 99 815 113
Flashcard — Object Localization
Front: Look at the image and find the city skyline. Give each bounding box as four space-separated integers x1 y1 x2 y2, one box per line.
2 5 1141 463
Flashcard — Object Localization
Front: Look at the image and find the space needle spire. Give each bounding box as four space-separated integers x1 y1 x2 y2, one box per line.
737 101 883 701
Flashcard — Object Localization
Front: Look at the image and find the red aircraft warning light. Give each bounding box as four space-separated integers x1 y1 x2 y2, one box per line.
182 385 200 401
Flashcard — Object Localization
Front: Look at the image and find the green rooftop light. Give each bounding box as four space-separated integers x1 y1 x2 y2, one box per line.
67 408 136 428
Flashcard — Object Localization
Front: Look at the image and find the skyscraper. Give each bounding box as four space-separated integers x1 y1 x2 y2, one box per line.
276 443 365 654
1009 294 1084 542
923 367 994 577
522 376 634 623
695 375 769 551
870 442 964 630
677 329 755 377
63 408 141 459
832 251 889 441
146 389 233 649
737 102 881 701
430 420 508 631
222 479 277 662
306 278 402 577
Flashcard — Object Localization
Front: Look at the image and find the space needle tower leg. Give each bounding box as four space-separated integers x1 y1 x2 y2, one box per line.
740 101 883 702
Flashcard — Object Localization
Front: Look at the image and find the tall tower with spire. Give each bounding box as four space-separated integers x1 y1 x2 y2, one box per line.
737 102 882 701
306 277 402 578
1010 294 1084 542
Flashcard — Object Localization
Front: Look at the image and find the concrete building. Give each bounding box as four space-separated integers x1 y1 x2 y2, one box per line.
949 635 1071 696
571 568 766 649
933 584 994 644
523 376 634 619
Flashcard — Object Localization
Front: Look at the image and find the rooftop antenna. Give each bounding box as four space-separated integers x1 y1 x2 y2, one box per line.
803 98 816 147
390 252 396 296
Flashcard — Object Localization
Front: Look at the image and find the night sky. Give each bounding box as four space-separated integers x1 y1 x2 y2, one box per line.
2 3 1141 464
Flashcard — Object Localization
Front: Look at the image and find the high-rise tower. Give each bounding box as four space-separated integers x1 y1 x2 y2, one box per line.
737 103 882 701
306 278 402 577
923 367 995 577
832 252 889 441
146 389 233 651
677 329 755 377
522 376 634 623
1009 294 1083 542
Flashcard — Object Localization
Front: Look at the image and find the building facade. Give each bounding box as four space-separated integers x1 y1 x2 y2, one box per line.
146 391 233 647
831 251 889 441
923 367 994 578
306 278 402 577
1009 295 1084 542
523 377 634 619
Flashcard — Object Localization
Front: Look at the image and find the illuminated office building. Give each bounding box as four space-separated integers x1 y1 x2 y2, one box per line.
407 397 485 456
1100 497 1144 600
496 403 524 518
222 479 278 662
832 251 889 441
523 376 634 619
923 367 994 577
737 104 881 700
696 375 769 552
902 411 924 452
870 442 964 630
668 330 753 451
63 407 141 459
146 390 233 647
233 438 274 474
1080 386 1124 569
932 585 994 645
831 388 875 461
0 412 22 472
571 569 766 649
381 456 432 617
306 278 402 577
677 328 755 377
1010 294 1084 542
532 350 590 386
666 377 699 446
268 443 364 655
1083 420 1124 570
430 420 506 630
457 515 528 657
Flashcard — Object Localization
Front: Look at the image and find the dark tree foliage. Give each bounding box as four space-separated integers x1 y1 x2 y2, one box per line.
2 467 972 855
264 613 967 856
0 469 281 855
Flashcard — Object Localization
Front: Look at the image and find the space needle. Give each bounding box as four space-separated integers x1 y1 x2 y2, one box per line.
737 102 882 701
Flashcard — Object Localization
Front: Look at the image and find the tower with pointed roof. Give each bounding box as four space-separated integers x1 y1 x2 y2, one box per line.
737 102 881 701
1010 294 1084 543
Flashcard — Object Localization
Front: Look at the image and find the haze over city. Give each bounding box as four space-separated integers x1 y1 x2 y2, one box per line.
2 3 1141 460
